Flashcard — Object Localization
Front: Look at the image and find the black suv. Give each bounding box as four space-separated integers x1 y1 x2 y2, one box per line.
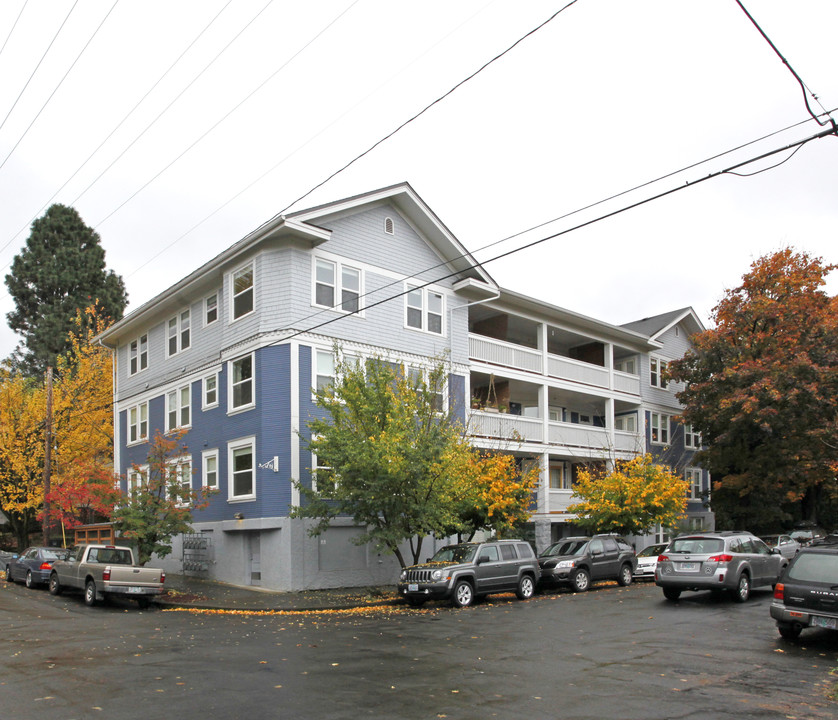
538 535 637 592
397 540 540 608
770 538 838 639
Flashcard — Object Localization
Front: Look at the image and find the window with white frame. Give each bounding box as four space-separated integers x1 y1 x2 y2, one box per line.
405 285 444 335
128 465 147 495
650 356 668 389
127 402 149 444
408 365 444 412
167 309 191 356
684 422 701 449
314 258 362 313
686 467 702 500
205 293 218 325
229 437 255 500
650 412 670 444
202 449 218 489
230 354 254 411
614 357 636 374
167 457 192 506
314 349 335 392
309 437 332 493
615 414 637 432
232 263 254 320
203 372 219 409
129 334 148 375
166 385 191 430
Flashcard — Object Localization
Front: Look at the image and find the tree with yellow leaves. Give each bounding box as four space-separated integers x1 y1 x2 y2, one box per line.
567 454 688 536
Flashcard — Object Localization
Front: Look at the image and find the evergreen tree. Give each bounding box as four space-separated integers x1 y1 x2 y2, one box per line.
5 204 127 377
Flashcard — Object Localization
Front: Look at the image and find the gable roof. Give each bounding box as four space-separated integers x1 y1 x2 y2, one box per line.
621 307 705 341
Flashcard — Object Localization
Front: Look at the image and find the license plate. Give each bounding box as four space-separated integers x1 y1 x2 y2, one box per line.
678 562 697 572
408 584 418 592
811 615 837 630
127 586 144 594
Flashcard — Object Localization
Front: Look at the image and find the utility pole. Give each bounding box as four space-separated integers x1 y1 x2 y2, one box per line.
42 366 53 546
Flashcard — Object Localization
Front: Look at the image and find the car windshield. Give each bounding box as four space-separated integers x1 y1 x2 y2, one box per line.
670 537 724 554
637 545 665 558
41 549 67 561
787 553 838 583
430 545 477 564
540 540 588 557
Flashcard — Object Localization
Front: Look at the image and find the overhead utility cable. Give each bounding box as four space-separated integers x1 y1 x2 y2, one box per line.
0 0 120 172
0 0 236 257
0 0 79 133
734 0 835 127
280 122 837 345
0 0 28 58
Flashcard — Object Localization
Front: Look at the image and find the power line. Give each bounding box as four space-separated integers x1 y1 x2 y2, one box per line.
0 0 120 172
0 0 28 59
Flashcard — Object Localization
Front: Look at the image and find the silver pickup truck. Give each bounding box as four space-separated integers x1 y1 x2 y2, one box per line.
49 544 165 608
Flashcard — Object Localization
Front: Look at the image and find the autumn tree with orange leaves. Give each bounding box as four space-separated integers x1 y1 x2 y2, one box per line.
668 249 838 532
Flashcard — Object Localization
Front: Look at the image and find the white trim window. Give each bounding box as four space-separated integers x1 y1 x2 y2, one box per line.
614 357 636 375
230 354 254 411
405 285 444 335
309 437 332 493
127 402 149 444
202 449 219 489
232 263 254 320
314 349 335 393
686 467 702 500
205 293 218 326
129 334 148 375
407 365 444 412
128 465 148 496
650 412 670 444
167 456 193 506
650 356 668 389
228 437 256 500
166 384 191 430
167 309 191 356
314 258 362 314
203 372 219 409
684 423 701 449
615 414 637 432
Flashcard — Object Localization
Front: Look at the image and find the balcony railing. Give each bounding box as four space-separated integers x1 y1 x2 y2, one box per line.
469 333 640 395
469 411 543 443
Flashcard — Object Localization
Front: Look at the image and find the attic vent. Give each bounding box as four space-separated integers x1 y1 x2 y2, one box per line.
384 217 394 235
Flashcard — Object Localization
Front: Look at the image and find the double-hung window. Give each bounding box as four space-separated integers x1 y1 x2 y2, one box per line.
408 365 444 412
167 457 192 506
128 402 149 444
650 356 668 389
615 414 637 432
229 437 255 500
202 450 218 489
205 293 218 325
232 263 254 320
129 334 148 375
167 310 191 356
405 285 443 334
314 349 335 392
203 372 219 409
128 465 147 495
650 412 670 444
230 354 254 411
314 258 361 313
686 467 702 500
167 385 191 430
684 423 701 449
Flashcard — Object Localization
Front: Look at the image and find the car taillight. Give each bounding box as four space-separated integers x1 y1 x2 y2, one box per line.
103 567 111 581
39 562 52 571
658 554 669 562
707 554 734 563
774 582 785 600
161 571 166 585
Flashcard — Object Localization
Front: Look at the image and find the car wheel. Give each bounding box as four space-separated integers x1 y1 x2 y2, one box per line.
516 575 535 600
663 587 681 601
84 580 97 607
452 580 474 608
406 596 425 608
778 623 801 640
49 573 62 596
5 565 13 582
732 573 750 603
617 564 633 587
25 570 34 588
571 568 590 592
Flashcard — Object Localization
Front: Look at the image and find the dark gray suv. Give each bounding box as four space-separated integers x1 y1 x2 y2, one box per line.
397 540 540 608
538 535 637 591
656 531 787 602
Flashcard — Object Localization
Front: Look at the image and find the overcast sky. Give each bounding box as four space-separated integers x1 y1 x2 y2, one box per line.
0 0 836 359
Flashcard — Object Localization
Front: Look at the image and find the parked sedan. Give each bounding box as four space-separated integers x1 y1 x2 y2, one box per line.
760 534 801 560
633 542 668 580
5 547 69 588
